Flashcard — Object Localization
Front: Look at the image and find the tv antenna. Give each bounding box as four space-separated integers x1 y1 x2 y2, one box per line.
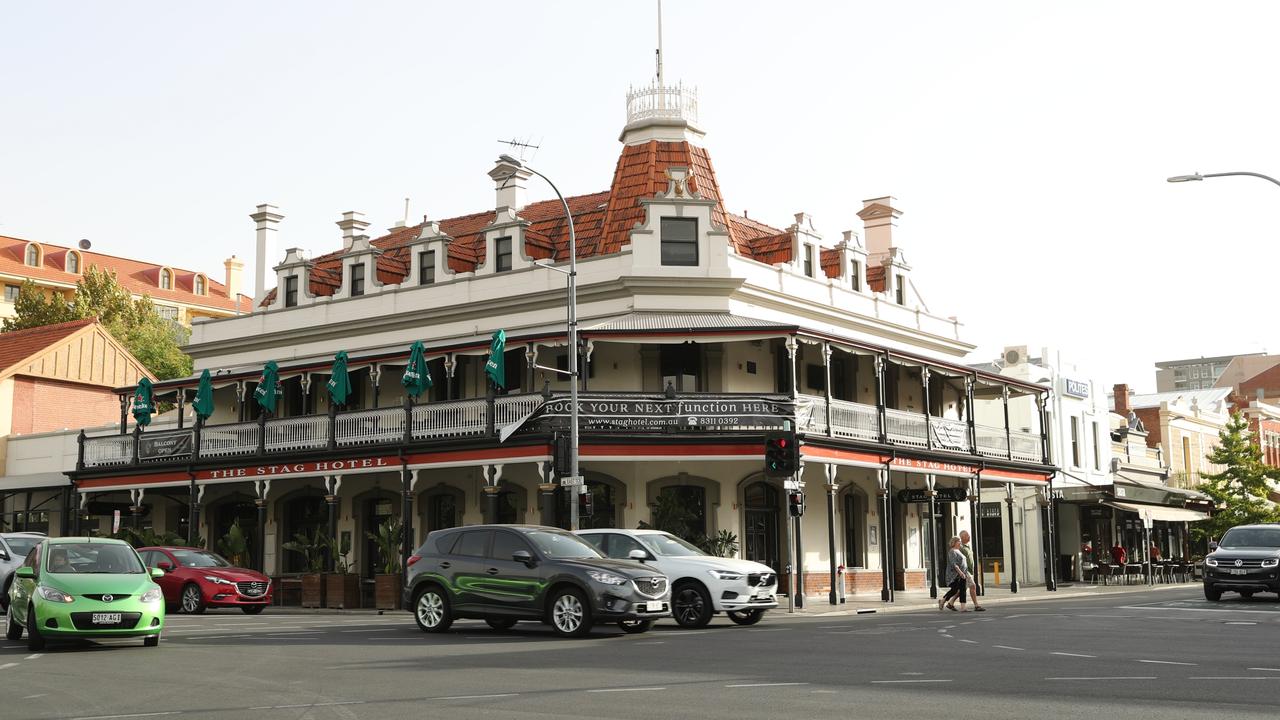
497 137 541 163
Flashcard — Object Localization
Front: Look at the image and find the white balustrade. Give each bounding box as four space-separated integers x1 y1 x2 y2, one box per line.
200 422 261 457
265 415 329 452
336 407 406 447
495 394 544 430
830 399 880 441
885 408 927 448
975 424 1010 458
83 435 132 468
411 398 487 439
1010 431 1043 463
794 394 827 435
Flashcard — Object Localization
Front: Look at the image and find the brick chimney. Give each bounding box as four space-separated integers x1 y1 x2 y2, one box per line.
223 255 244 302
1113 383 1130 416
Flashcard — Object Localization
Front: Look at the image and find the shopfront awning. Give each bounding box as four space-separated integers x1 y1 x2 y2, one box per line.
1105 500 1209 523
0 472 71 490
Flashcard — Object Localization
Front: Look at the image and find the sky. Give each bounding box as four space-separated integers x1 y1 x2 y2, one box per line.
3 1 1277 393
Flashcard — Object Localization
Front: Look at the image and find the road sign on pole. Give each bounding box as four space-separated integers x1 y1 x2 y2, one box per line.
560 475 584 487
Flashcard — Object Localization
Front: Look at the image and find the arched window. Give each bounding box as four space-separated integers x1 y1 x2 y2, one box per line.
24 244 39 267
843 487 869 569
656 485 707 540
743 481 781 573
194 274 206 295
556 479 618 530
160 268 172 290
280 493 326 573
66 251 80 274
210 496 258 568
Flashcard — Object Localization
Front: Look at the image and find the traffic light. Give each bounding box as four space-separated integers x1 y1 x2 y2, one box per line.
579 489 594 518
764 431 799 479
553 434 571 477
788 490 805 517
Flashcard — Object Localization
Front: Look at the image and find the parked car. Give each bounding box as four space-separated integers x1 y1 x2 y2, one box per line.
5 536 165 650
0 532 46 611
577 528 777 627
1203 523 1280 601
138 546 272 614
404 524 671 637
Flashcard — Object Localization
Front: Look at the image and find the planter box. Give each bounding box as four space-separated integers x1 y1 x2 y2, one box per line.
300 573 326 608
325 573 361 609
374 573 402 610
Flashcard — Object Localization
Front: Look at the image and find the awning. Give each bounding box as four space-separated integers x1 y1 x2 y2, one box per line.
1115 472 1210 501
1105 500 1209 523
0 472 71 490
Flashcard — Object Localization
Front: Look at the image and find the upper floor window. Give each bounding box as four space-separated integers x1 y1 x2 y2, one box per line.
1070 416 1081 468
894 274 906 305
3 284 19 303
24 244 39 267
159 268 172 290
660 218 698 266
156 304 179 322
66 251 80 273
803 245 815 277
419 250 435 285
284 276 299 307
350 263 365 297
850 260 861 291
494 238 512 273
193 274 205 295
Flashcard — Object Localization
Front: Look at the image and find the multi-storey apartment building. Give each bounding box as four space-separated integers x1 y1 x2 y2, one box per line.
1155 353 1264 392
67 80 1052 605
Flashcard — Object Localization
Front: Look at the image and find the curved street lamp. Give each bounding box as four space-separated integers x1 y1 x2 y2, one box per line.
1167 171 1280 189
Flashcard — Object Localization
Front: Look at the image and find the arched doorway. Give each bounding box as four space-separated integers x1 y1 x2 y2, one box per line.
743 481 781 574
842 485 869 569
278 490 326 573
208 494 257 568
419 485 464 545
355 489 399 580
554 473 624 529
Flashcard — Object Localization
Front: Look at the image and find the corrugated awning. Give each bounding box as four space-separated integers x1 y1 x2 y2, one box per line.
1105 500 1209 523
0 472 71 490
1114 472 1210 501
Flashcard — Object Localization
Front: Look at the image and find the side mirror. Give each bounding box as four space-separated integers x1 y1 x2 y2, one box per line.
150 567 165 579
157 561 173 572
512 550 536 567
628 549 651 563
15 567 34 579
0 550 9 562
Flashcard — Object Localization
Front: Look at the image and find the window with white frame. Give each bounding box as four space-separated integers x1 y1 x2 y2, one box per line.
494 238 512 273
3 284 19 303
851 260 861 291
25 244 39 266
803 245 815 277
1070 416 1081 467
350 263 365 296
284 276 298 307
419 250 435 285
160 269 172 290
193 275 205 295
1092 421 1101 470
156 304 179 322
660 218 698 266
67 252 80 273
894 274 906 305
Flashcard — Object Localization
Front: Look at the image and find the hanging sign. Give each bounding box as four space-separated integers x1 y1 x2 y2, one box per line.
897 487 969 503
534 395 793 432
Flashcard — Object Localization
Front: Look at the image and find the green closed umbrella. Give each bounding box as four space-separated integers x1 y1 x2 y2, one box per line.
131 377 155 427
192 368 215 422
401 340 432 399
253 360 281 415
484 329 506 390
327 351 352 407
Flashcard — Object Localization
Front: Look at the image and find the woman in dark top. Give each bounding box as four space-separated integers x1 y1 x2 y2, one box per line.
939 536 968 611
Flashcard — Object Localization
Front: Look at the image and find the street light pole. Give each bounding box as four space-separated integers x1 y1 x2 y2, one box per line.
498 155 581 530
1167 171 1280 189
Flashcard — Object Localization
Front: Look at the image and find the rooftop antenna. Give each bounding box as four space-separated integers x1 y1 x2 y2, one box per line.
403 197 410 225
497 137 540 163
656 0 664 85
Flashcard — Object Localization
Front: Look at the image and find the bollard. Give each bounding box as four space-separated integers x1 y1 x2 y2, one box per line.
993 561 1001 587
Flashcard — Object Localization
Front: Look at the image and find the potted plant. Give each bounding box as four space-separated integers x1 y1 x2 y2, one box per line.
282 527 328 608
324 533 361 609
367 518 404 610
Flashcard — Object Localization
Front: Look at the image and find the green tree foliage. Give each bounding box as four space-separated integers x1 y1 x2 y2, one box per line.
217 519 250 567
1196 411 1280 542
366 517 404 575
2 267 193 380
113 526 187 549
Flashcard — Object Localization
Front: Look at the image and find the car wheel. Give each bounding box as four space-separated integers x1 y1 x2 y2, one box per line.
1240 590 1255 599
144 633 160 648
5 604 22 641
485 618 517 631
726 609 766 626
1204 584 1222 601
180 584 207 614
672 582 713 628
240 605 266 615
26 605 44 652
413 585 453 633
618 619 653 634
548 587 592 638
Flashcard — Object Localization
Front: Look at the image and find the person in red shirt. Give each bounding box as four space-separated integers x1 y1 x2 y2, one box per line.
1150 544 1162 561
1110 542 1127 565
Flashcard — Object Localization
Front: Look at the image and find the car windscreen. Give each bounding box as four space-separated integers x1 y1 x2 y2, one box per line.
1219 528 1280 548
3 537 40 558
525 530 604 559
48 543 145 574
169 549 233 568
641 532 708 557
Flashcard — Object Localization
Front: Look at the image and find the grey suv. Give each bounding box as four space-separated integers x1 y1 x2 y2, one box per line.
404 525 671 637
0 533 45 611
1203 524 1280 601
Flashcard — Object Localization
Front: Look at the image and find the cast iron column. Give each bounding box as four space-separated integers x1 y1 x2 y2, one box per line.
878 467 892 603
970 474 984 597
326 493 339 572
255 498 267 573
825 464 838 605
402 467 414 588
926 474 939 599
1005 483 1018 593
187 475 199 546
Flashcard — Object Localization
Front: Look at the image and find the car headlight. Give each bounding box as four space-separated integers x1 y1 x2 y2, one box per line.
707 569 744 581
1205 557 1218 567
586 570 628 586
140 587 163 603
1262 558 1279 568
37 586 74 603
203 575 234 585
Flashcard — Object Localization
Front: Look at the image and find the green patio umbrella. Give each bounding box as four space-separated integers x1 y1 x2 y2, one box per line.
327 351 352 407
401 340 432 400
131 377 155 427
484 329 506 390
192 368 215 422
253 360 281 415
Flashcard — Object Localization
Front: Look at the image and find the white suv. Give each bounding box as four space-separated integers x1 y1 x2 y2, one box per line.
0 533 45 611
576 529 777 628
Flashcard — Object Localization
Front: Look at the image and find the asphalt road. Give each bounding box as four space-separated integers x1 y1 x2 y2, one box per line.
3 587 1279 719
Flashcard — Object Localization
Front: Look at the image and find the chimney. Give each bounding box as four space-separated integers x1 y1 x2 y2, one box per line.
223 255 244 302
336 211 370 251
249 204 283 305
857 196 902 258
1113 383 1130 416
488 158 531 213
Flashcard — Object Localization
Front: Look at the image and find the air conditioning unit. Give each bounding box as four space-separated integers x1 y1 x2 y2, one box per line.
1002 345 1029 366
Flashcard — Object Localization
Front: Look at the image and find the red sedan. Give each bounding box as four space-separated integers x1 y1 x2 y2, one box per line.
139 546 272 614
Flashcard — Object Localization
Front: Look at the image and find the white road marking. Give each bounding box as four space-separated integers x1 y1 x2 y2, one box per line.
871 680 953 684
993 645 1023 651
246 702 364 710
1116 605 1278 615
24 653 41 660
1046 677 1156 681
1136 660 1196 666
22 694 47 699
1225 621 1257 625
958 639 978 644
1247 668 1280 672
68 713 182 720
725 682 809 688
586 687 667 693
636 641 665 645
1188 676 1275 681
0 663 19 670
434 693 519 700
1051 652 1096 658
340 628 398 633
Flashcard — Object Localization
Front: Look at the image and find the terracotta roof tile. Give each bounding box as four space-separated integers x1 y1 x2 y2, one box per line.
866 265 887 293
820 247 841 279
0 318 96 375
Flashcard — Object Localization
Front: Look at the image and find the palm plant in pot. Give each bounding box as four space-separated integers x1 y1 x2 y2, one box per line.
324 533 361 609
367 518 404 610
282 527 328 608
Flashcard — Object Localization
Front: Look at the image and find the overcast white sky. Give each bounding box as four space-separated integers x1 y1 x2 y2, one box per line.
3 1 1276 392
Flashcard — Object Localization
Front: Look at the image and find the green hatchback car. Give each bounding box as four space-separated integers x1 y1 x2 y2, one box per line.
5 537 165 650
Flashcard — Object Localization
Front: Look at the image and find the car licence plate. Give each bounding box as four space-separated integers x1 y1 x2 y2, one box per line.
92 612 122 625
645 601 664 612
1229 568 1249 575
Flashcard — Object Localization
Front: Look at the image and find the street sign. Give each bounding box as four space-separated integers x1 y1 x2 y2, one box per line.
560 475 584 487
783 479 800 491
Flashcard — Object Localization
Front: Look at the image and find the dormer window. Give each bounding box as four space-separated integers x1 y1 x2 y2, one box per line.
285 276 299 307
419 250 436 285
850 260 861 291
494 237 512 273
66 251 80 274
350 263 365 297
895 274 906 305
660 218 698 267
803 245 815 278
193 274 206 295
160 268 173 290
24 244 40 267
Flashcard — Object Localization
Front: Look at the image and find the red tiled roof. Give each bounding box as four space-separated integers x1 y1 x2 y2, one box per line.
0 318 96 375
0 236 251 313
866 265 887 293
820 247 842 279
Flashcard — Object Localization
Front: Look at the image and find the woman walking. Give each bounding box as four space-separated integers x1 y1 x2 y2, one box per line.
939 536 969 611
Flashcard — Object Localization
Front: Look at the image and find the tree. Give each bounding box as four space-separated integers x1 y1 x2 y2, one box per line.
1195 411 1280 542
2 267 193 380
